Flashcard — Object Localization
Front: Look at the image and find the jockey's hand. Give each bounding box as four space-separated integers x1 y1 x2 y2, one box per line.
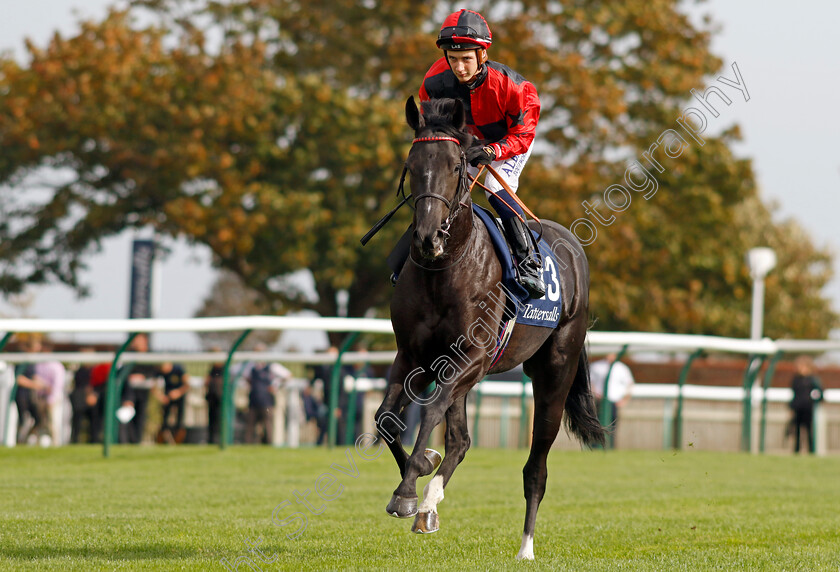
466 144 495 167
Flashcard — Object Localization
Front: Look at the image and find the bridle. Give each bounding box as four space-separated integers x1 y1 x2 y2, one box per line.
408 135 471 236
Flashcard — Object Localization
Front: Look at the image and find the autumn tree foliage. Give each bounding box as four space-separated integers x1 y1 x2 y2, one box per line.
0 1 835 339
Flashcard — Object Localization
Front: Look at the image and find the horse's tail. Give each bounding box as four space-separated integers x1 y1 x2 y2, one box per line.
564 346 606 448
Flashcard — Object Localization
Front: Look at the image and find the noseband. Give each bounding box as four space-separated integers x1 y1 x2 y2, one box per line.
410 135 470 233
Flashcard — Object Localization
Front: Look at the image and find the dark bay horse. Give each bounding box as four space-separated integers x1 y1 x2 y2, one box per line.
374 96 604 560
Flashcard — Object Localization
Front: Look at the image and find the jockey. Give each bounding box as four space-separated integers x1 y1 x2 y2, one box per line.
419 9 546 298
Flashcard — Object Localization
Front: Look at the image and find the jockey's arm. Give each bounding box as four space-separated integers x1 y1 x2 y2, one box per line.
488 82 540 161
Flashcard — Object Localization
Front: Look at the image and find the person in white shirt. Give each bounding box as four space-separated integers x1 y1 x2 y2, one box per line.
34 341 67 446
589 353 634 448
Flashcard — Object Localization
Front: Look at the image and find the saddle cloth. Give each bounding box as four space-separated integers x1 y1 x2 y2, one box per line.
471 204 562 329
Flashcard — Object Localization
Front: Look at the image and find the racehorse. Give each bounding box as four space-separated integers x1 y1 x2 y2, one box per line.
373 96 605 560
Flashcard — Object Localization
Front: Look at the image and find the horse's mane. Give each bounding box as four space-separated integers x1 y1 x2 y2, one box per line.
418 98 474 147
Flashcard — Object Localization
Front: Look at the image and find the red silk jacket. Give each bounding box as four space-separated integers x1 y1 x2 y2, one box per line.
419 57 540 161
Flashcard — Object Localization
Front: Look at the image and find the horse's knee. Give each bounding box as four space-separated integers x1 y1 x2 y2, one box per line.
457 434 471 462
407 452 429 475
522 463 548 501
375 409 406 444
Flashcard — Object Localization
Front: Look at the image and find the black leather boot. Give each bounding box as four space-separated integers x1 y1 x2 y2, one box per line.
502 217 546 298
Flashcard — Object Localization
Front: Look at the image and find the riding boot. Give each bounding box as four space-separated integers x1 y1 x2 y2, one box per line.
501 217 546 298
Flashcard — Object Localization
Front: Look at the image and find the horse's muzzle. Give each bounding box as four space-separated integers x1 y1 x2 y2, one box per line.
414 229 445 259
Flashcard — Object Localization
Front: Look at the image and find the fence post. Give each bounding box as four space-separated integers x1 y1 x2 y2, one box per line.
344 356 368 447
110 364 135 444
673 348 703 450
472 380 483 447
103 333 137 458
328 332 359 448
1 332 15 446
740 354 766 453
759 351 784 453
221 330 252 449
519 371 530 449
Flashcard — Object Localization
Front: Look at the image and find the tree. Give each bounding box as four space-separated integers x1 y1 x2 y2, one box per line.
0 1 835 339
192 269 280 350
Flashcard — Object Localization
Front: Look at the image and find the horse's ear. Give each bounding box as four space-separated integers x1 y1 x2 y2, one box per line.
450 99 466 130
406 96 423 131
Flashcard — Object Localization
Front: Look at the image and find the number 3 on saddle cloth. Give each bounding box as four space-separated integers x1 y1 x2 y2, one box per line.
387 204 562 368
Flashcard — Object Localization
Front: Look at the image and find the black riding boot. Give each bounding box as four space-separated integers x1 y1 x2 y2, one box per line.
502 217 546 298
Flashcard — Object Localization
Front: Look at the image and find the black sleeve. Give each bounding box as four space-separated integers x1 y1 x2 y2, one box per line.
15 363 36 379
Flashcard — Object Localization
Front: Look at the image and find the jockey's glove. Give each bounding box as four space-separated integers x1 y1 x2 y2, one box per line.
466 144 496 167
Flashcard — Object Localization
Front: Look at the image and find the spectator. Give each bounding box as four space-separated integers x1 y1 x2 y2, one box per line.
13 337 48 445
301 384 324 439
244 345 291 445
205 350 225 445
120 334 159 444
154 362 190 444
345 347 372 444
789 356 823 454
70 354 95 444
309 346 354 446
87 361 111 443
34 340 67 446
589 353 635 449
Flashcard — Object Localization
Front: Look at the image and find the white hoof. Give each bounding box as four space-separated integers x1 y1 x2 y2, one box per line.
516 533 534 560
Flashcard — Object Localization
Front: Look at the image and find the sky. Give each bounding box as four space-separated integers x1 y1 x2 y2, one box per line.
0 0 838 350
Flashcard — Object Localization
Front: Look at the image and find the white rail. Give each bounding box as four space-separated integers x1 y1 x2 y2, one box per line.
2 316 839 355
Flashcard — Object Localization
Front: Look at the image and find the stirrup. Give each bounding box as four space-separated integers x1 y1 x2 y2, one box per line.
518 259 545 298
519 275 545 299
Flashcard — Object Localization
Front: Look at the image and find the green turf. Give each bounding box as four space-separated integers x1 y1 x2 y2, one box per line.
1 444 838 571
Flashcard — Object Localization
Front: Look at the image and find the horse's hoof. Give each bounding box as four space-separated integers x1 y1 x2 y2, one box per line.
411 511 440 534
424 449 442 473
386 494 418 518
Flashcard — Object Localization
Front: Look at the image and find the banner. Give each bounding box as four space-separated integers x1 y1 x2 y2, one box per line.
128 239 156 319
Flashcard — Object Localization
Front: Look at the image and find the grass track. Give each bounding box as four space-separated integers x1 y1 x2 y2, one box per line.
1 445 839 571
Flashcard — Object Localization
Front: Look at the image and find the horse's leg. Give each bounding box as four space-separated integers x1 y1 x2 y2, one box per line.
374 380 412 476
412 393 471 534
386 388 451 519
518 335 581 561
375 352 444 479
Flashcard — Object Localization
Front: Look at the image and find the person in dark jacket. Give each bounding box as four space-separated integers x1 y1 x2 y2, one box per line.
205 351 225 445
14 361 46 444
70 350 98 443
155 362 190 443
789 356 823 454
243 345 291 445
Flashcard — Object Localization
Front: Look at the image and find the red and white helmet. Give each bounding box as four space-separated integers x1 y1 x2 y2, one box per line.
436 9 492 51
